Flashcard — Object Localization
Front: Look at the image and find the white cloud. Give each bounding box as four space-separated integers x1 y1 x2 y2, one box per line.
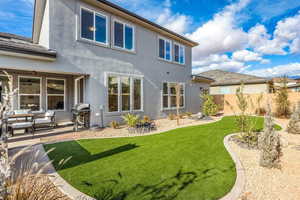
156 8 192 34
232 49 269 63
244 63 300 77
232 50 261 62
193 60 248 74
248 24 288 55
111 0 192 34
187 0 250 58
247 11 300 55
193 54 230 67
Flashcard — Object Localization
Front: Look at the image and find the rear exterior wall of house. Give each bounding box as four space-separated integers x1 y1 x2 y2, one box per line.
29 0 207 126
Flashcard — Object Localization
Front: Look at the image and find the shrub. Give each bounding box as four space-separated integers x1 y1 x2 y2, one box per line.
259 105 282 168
179 113 185 119
122 114 139 128
2 147 68 200
287 102 300 134
201 94 218 116
110 121 120 129
275 77 290 118
185 112 193 118
168 113 176 120
234 84 251 133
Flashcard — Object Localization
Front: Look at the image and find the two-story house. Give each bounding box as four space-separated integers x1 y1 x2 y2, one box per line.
0 0 213 127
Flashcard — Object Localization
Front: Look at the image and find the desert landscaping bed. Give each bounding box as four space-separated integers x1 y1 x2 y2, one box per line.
233 119 300 200
39 116 219 144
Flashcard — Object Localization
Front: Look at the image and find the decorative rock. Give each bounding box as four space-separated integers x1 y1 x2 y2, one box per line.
197 112 203 119
280 137 289 148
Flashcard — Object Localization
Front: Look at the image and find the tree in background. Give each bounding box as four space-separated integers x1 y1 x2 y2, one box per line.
275 77 290 118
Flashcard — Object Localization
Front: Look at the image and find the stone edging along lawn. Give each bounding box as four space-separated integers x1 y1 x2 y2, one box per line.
39 121 246 200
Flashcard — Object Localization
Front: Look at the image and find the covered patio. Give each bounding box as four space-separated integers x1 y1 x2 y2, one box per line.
0 68 88 136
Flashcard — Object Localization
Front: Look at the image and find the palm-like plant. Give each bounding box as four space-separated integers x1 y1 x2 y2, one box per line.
122 114 139 128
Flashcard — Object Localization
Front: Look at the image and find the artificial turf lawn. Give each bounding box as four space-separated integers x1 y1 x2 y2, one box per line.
44 116 280 200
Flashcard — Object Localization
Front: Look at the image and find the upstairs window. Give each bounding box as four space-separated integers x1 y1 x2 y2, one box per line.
174 43 185 64
159 38 171 61
114 20 134 51
81 8 108 44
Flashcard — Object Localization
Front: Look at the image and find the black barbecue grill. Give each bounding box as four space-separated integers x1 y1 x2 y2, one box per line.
72 103 91 131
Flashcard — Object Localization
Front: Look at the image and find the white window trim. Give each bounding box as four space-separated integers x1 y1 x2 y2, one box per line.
46 78 66 111
74 76 85 105
158 37 172 62
112 19 135 52
79 6 109 46
18 76 42 111
174 42 185 65
105 72 143 114
161 82 185 111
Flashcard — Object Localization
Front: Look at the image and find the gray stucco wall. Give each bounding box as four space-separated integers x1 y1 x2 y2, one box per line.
47 0 208 126
0 0 208 126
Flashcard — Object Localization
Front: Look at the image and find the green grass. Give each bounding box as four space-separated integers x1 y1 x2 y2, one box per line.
45 116 279 200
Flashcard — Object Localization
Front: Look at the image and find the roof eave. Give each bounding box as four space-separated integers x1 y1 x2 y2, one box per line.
211 80 270 87
84 0 199 47
0 45 56 62
191 75 215 83
32 0 46 44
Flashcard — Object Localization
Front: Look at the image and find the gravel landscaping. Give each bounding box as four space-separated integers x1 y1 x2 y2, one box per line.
233 118 300 200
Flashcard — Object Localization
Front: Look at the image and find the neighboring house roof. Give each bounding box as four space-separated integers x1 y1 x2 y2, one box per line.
32 0 198 47
272 77 296 83
198 70 270 86
191 75 215 84
0 32 56 61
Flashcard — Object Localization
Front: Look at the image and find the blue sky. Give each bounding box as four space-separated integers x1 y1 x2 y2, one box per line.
0 0 300 77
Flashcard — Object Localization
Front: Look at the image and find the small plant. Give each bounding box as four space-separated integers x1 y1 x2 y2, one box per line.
168 113 176 120
110 121 120 129
179 113 185 119
287 102 300 134
2 146 68 200
201 94 218 116
259 104 282 168
142 115 151 123
275 77 290 118
122 114 139 128
185 112 192 118
227 84 260 148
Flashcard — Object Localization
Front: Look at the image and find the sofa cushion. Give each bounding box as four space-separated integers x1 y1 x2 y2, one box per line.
34 118 52 124
11 122 32 129
45 111 55 117
14 109 31 115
